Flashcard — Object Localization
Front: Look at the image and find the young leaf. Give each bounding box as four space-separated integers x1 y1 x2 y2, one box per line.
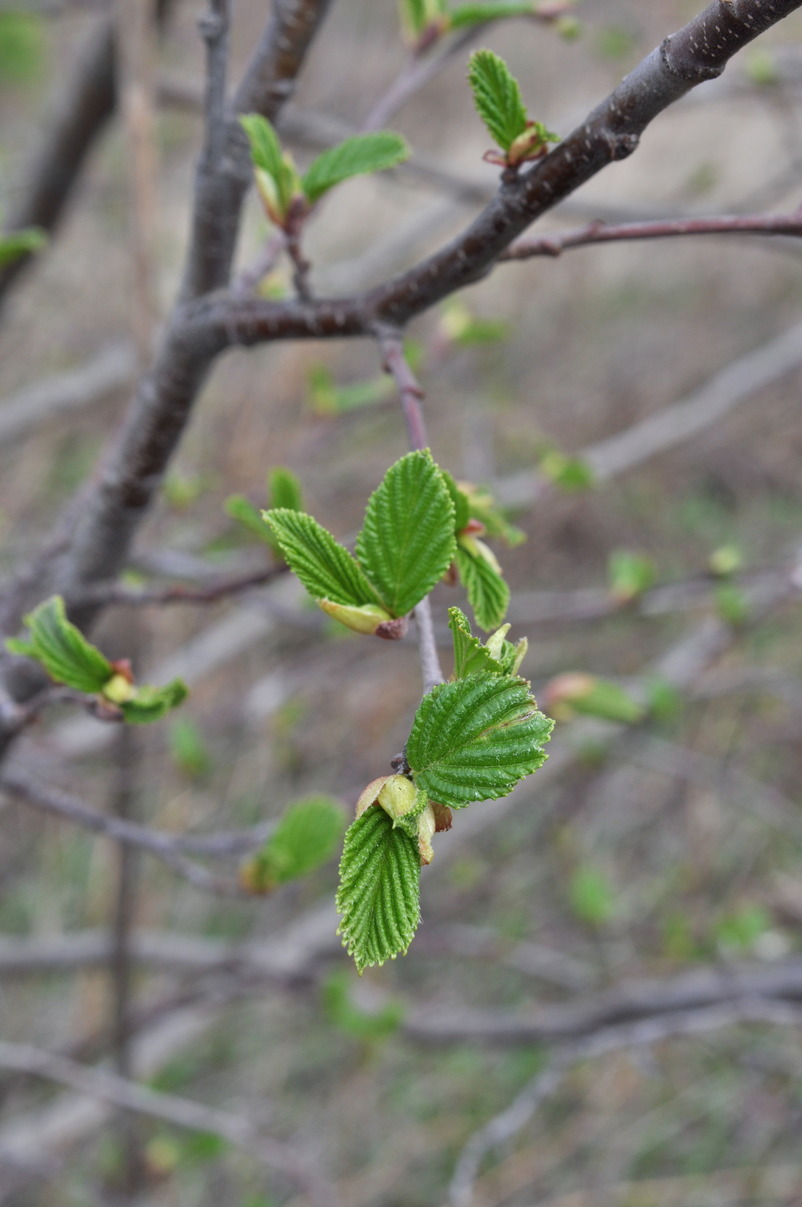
356 451 456 618
301 132 410 204
0 227 46 269
240 113 300 226
468 48 528 152
407 671 553 808
460 482 526 545
268 466 303 513
226 494 275 544
7 595 112 693
336 806 421 973
448 606 506 678
439 468 472 532
455 539 510 631
323 969 404 1039
240 796 347 893
120 680 189 725
264 509 379 608
449 2 541 31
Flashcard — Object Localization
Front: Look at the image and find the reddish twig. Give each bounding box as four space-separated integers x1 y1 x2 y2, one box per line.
500 209 802 260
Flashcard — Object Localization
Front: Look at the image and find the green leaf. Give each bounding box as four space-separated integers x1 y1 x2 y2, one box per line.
301 132 410 204
439 469 471 532
0 12 44 84
241 796 347 892
169 717 212 779
356 451 456 618
6 596 111 693
468 48 528 152
569 866 616 927
455 539 510 631
608 550 656 602
264 509 378 608
225 494 274 544
399 0 446 42
461 483 526 545
120 680 188 724
0 228 46 269
407 672 553 808
336 806 421 973
539 450 596 492
449 606 506 678
240 114 300 225
323 969 404 1039
449 2 540 31
268 466 303 513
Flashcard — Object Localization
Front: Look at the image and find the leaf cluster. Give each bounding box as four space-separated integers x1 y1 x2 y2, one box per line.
6 596 187 724
337 609 553 972
399 0 552 52
468 48 559 167
240 115 409 230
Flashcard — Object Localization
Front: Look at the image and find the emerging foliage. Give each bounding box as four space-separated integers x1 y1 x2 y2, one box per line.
301 132 410 203
406 671 552 808
468 48 528 152
7 596 187 723
336 806 422 974
455 539 510 631
240 796 347 893
0 228 46 269
265 510 379 609
356 450 456 618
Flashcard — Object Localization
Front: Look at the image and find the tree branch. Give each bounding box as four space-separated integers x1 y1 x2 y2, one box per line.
0 1040 333 1206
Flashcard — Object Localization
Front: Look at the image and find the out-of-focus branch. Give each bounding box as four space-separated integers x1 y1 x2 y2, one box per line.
0 1040 333 1206
116 0 160 364
70 562 286 608
499 316 802 510
500 209 802 260
0 767 260 893
448 999 802 1207
0 1 175 310
0 343 135 443
26 0 798 648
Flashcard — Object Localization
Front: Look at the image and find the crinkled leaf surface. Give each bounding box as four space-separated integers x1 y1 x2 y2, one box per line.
468 48 528 152
448 606 506 678
302 132 409 204
6 596 111 693
407 672 553 808
336 806 421 973
455 542 510 631
265 509 378 608
356 451 456 618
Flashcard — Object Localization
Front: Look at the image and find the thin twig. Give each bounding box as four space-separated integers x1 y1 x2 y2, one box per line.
448 999 802 1207
198 0 230 171
70 562 286 608
0 767 258 894
0 1040 334 1206
500 209 802 260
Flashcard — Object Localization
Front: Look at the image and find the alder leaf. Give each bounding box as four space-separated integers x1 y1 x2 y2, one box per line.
439 468 471 532
240 796 347 893
448 606 506 678
336 806 421 973
225 494 274 544
356 450 456 618
264 509 379 608
6 595 112 693
301 132 410 204
455 539 510 631
406 671 553 808
468 48 528 152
